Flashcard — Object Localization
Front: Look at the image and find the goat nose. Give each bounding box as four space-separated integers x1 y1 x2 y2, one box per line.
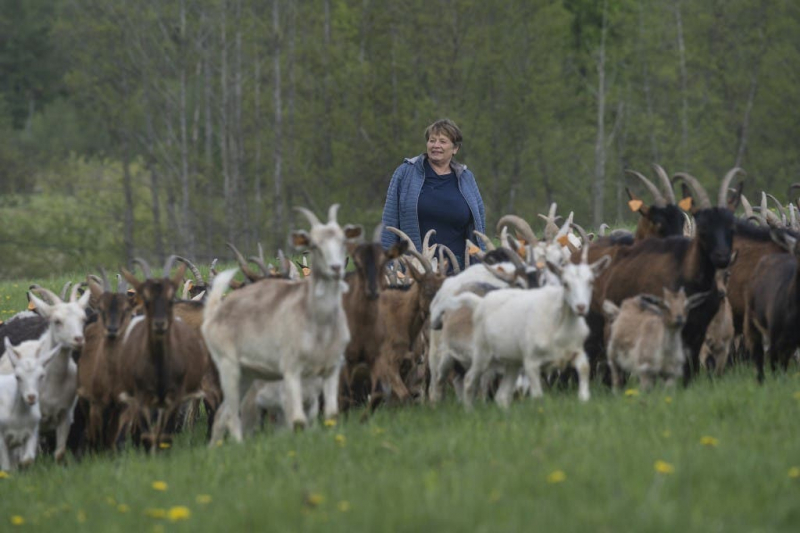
74 335 84 346
576 304 587 315
331 264 343 276
26 394 37 404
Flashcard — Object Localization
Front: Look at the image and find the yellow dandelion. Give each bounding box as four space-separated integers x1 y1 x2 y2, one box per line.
654 460 675 474
159 442 171 449
106 497 116 506
77 510 87 523
117 504 130 513
337 501 351 512
151 481 168 491
547 470 567 484
287 450 296 457
700 436 719 447
488 489 502 502
0 471 10 479
215 440 223 447
664 396 673 404
625 389 639 397
196 494 212 505
323 419 337 428
334 434 346 446
306 493 325 507
662 430 671 438
789 467 800 479
167 506 191 522
10 516 25 526
145 508 166 519
537 407 544 414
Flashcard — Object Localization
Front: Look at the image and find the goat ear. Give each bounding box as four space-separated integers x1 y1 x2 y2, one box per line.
170 263 187 288
121 268 143 294
678 183 695 213
4 339 20 367
601 300 620 321
590 255 612 276
386 239 409 259
28 292 53 318
290 230 311 252
343 224 364 243
626 188 648 216
638 294 664 315
687 290 711 310
77 286 92 309
728 250 739 267
87 277 104 300
545 260 563 279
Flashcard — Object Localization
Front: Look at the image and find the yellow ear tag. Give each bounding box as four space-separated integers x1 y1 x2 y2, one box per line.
628 199 644 212
468 245 480 255
187 281 194 290
302 267 311 277
536 261 546 269
518 246 527 257
679 197 693 211
557 235 570 247
27 300 36 310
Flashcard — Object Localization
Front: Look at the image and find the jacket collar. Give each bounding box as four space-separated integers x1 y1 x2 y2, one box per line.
405 153 467 178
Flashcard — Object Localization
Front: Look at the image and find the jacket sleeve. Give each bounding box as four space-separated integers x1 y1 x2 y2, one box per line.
380 164 404 249
470 171 487 250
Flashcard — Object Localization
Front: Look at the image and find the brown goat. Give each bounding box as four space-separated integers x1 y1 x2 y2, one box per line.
699 252 737 375
116 257 210 451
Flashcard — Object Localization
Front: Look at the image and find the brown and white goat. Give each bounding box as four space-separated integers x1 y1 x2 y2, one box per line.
603 288 709 391
699 253 737 376
116 257 210 451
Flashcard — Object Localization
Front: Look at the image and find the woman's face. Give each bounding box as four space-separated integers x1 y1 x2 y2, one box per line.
426 132 459 167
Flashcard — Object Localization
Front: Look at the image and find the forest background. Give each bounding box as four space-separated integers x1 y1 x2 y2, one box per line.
0 0 798 279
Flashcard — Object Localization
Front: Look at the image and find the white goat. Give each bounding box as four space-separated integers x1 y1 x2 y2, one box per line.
445 253 611 408
602 287 709 391
0 338 60 471
240 378 322 434
202 205 357 444
0 287 89 461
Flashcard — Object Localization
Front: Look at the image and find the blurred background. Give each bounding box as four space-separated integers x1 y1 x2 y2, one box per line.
1 0 798 278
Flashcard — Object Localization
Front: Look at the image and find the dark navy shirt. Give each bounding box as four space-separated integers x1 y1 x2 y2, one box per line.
417 159 472 268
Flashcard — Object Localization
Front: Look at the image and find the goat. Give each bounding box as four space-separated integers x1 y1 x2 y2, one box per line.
699 253 737 375
116 257 210 451
744 230 800 382
623 165 685 241
240 377 323 434
76 270 133 451
444 246 611 408
0 338 60 471
588 169 743 380
602 288 709 391
202 205 357 443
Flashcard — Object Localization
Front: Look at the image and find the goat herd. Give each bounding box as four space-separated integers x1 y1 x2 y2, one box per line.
1 165 799 472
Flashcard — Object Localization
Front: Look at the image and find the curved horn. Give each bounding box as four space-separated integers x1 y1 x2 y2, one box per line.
672 173 712 209
626 169 666 207
59 281 72 301
572 223 590 263
132 258 152 279
31 286 62 304
209 258 218 283
372 223 384 243
226 243 261 281
100 267 111 292
406 249 432 274
70 282 86 302
652 164 676 204
174 256 205 285
765 193 787 224
739 191 754 219
327 204 340 224
438 245 461 275
116 273 127 294
718 167 745 207
386 226 419 253
162 255 178 277
496 214 537 246
599 223 610 237
473 231 496 251
422 229 436 255
294 206 321 227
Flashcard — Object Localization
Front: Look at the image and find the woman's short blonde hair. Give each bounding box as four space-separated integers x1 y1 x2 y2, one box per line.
425 118 463 148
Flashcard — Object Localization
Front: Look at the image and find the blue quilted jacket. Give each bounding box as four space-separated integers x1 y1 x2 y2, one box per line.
380 154 486 253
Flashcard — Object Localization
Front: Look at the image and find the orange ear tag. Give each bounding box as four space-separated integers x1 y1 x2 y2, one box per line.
302 267 311 277
468 245 480 255
628 199 644 212
187 281 194 290
557 235 570 247
536 261 546 269
679 197 693 211
397 271 406 279
518 246 527 257
27 300 36 310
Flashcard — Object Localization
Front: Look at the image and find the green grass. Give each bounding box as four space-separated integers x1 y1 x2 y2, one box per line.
2 276 800 531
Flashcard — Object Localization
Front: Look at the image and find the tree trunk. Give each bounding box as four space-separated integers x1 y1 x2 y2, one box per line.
675 0 689 168
592 0 609 228
219 1 233 244
178 0 194 257
121 137 135 264
273 0 285 248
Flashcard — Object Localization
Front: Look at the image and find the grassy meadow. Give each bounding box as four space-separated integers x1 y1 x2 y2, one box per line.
1 273 800 532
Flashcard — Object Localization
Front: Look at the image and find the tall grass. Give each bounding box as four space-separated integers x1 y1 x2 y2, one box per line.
1 274 799 532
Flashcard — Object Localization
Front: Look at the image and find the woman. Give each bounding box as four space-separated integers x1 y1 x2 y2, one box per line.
380 118 486 270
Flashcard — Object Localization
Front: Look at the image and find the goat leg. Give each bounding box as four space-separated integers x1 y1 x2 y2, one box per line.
523 358 544 399
493 368 518 409
54 399 77 462
282 372 307 431
321 365 341 422
0 437 11 471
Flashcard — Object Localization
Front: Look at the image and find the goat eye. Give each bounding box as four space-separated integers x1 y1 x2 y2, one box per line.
54 320 63 326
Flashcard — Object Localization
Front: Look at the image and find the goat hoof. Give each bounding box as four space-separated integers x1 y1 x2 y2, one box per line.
19 458 34 469
55 450 66 463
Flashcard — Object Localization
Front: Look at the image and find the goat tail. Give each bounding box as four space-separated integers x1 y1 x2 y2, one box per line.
430 293 483 330
203 268 238 325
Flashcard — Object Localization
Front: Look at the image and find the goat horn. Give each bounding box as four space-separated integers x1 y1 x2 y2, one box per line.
672 173 712 209
473 230 496 251
31 286 61 304
572 223 590 263
327 204 340 224
386 227 419 253
788 183 800 200
70 282 86 302
209 258 218 283
162 255 178 277
652 164 676 204
59 281 72 301
496 214 537 246
406 249 432 274
248 255 271 276
116 273 127 294
422 229 436 254
100 267 111 292
174 256 204 285
132 258 152 279
226 242 261 282
294 206 321 227
278 250 292 278
548 203 557 219
739 191 754 219
765 193 787 224
372 223 384 243
718 167 745 207
439 244 461 274
626 169 666 207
